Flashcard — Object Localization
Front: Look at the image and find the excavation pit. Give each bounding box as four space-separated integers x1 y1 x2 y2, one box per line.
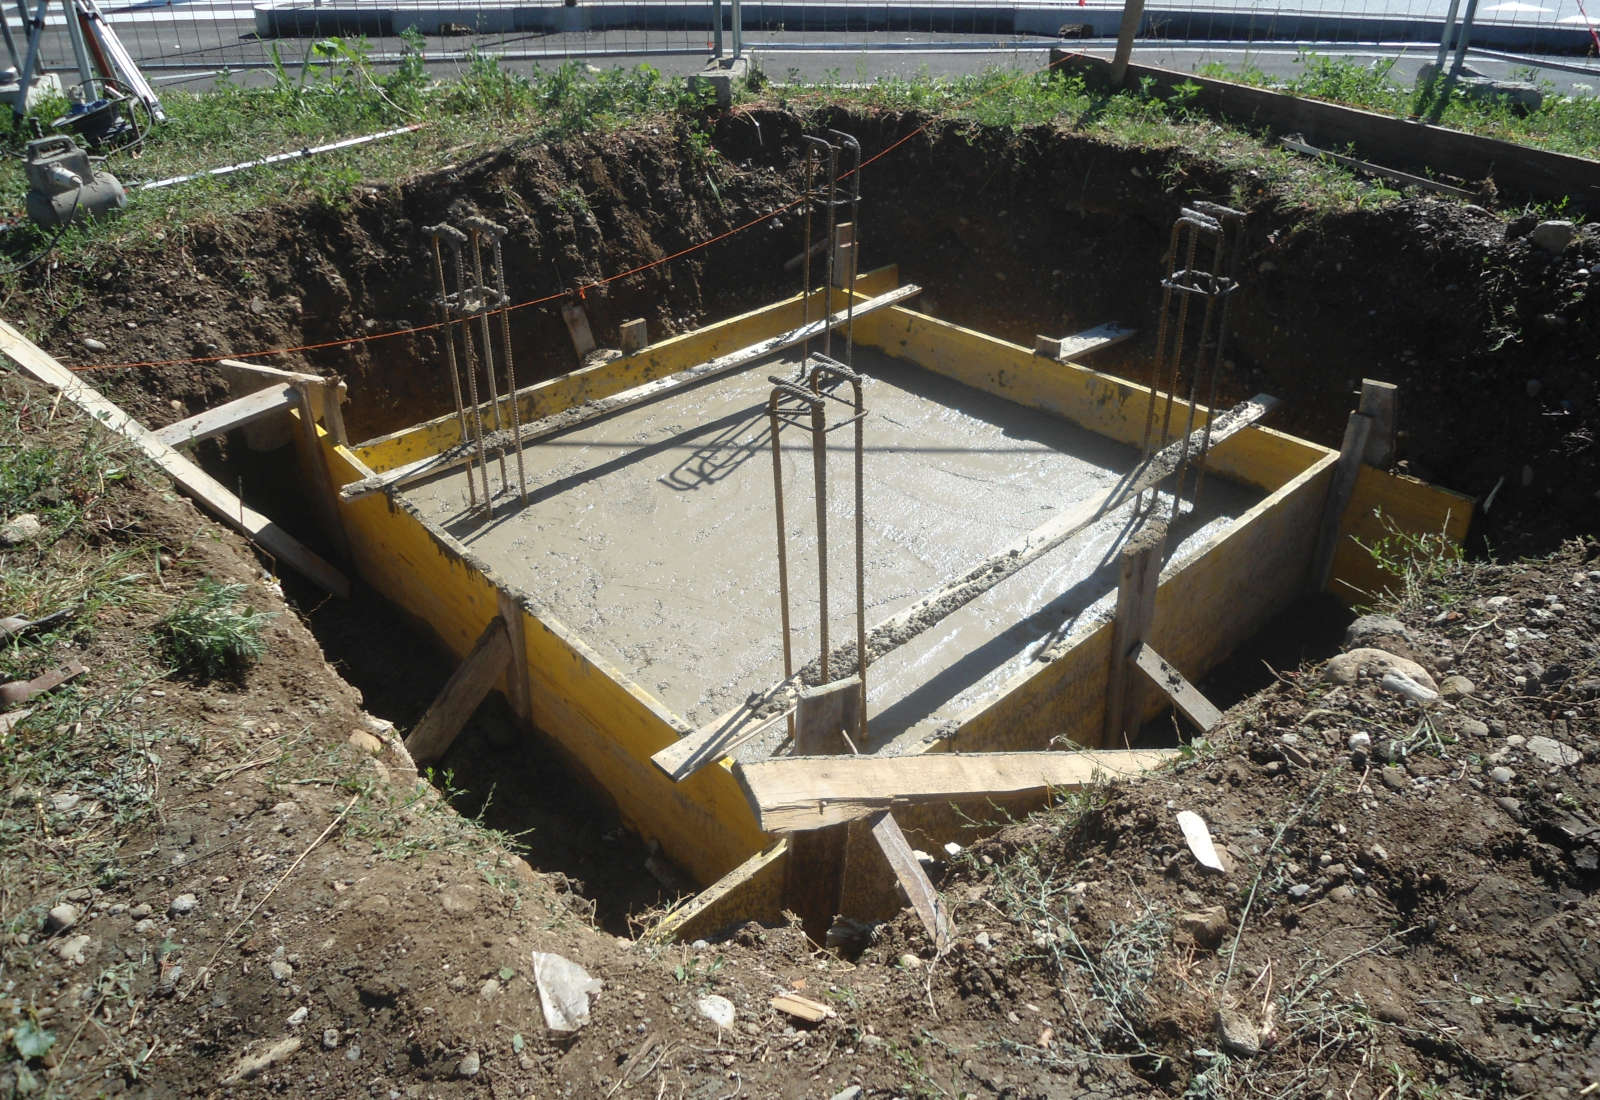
306 269 1470 935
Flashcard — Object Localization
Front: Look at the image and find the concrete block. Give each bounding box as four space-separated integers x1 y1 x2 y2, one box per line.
689 56 748 111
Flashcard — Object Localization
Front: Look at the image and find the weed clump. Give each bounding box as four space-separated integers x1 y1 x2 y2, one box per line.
155 578 269 681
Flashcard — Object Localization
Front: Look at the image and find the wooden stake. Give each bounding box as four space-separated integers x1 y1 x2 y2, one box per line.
1312 411 1374 592
0 321 349 597
830 223 856 289
561 302 597 359
405 616 512 765
1131 643 1222 733
619 318 649 355
290 382 352 564
782 676 861 941
1357 379 1398 469
1103 519 1166 747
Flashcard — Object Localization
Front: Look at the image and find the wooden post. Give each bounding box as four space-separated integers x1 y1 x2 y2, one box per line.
405 616 513 766
782 676 861 941
619 318 649 355
291 381 353 563
1102 519 1166 747
1358 379 1398 468
496 589 534 725
561 302 597 360
1311 411 1374 593
1109 0 1147 88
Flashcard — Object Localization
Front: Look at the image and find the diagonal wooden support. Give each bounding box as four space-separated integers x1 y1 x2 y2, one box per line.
782 676 861 942
1131 643 1222 733
405 616 512 766
655 395 1278 782
867 811 950 952
0 321 350 597
155 383 300 449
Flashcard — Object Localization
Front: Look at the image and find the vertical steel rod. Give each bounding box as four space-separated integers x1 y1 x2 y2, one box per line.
427 227 477 509
465 220 510 487
446 229 493 514
828 129 862 369
484 222 528 504
767 388 797 744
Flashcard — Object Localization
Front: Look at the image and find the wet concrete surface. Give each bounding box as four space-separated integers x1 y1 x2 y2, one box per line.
402 346 1261 751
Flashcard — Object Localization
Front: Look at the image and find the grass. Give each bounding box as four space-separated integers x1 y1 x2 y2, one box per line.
153 577 269 681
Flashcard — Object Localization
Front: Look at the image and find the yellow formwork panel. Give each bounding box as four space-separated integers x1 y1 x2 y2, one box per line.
1327 465 1475 604
852 305 1329 495
320 430 768 886
355 267 902 473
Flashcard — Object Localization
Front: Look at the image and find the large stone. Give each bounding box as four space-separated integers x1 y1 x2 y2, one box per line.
1323 648 1437 693
0 513 43 547
688 55 748 111
1526 735 1581 768
1216 1007 1261 1057
1343 614 1410 648
1530 220 1577 254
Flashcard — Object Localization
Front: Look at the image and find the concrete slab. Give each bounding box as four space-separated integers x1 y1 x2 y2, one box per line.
401 346 1260 752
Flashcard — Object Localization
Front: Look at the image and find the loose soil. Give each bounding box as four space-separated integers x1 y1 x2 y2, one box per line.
2 102 1597 1097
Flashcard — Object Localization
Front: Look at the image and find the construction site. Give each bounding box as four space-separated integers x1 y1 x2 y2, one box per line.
0 29 1597 1097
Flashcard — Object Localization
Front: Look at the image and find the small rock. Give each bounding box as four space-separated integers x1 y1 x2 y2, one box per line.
479 977 500 999
898 952 923 970
1348 731 1372 755
1530 219 1576 254
81 336 109 352
1495 796 1522 818
1177 905 1230 948
1381 767 1410 793
1327 885 1357 904
439 884 478 916
1323 649 1438 693
1344 614 1410 648
457 1051 481 1078
1506 734 1526 749
322 1029 341 1050
347 730 384 755
1216 1007 1261 1057
133 918 158 935
0 513 43 547
129 902 152 920
1489 766 1515 785
169 893 199 916
345 1044 361 1062
1457 718 1490 739
1288 883 1313 899
286 1006 309 1027
696 994 736 1030
1439 675 1475 699
830 1088 864 1100
1526 735 1580 768
45 903 80 933
270 959 294 982
1370 844 1389 862
52 933 92 964
974 931 992 950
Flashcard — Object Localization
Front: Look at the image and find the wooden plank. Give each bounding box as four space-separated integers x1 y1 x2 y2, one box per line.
619 318 649 355
1358 378 1398 469
831 223 856 289
1131 642 1223 733
340 284 923 502
561 302 597 359
1035 323 1135 362
1280 137 1476 199
867 811 950 951
735 748 1178 832
216 358 326 386
1103 519 1166 748
405 615 512 765
1312 411 1373 592
497 588 534 724
290 382 352 563
155 383 299 449
647 840 788 942
783 677 861 940
1327 464 1474 602
654 394 1275 782
0 321 350 597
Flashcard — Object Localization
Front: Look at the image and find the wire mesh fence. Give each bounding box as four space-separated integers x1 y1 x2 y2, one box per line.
5 0 1597 89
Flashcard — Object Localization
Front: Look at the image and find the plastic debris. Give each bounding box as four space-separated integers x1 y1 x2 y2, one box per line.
1177 810 1226 872
531 951 603 1032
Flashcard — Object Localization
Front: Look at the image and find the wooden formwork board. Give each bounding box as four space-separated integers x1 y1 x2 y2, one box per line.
353 266 901 474
319 429 768 885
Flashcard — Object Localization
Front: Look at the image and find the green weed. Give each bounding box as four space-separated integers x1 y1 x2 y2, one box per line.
153 577 269 681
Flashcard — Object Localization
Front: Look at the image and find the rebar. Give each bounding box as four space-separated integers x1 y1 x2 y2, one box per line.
463 217 510 487
768 377 830 746
827 129 862 370
800 135 832 365
443 224 494 514
808 353 867 744
480 219 529 505
425 224 477 509
1189 202 1246 507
